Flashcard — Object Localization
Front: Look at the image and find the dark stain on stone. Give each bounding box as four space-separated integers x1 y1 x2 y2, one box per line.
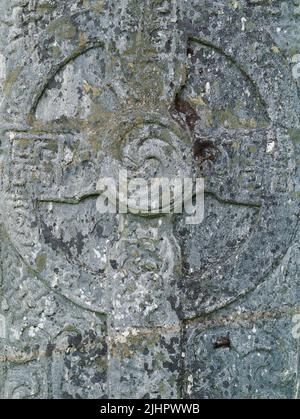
163 360 178 373
40 220 85 257
95 223 104 237
187 46 194 56
165 38 172 52
88 330 97 342
68 333 82 349
213 336 231 350
193 138 216 162
46 343 56 357
170 93 199 133
75 232 85 255
110 260 118 269
91 372 104 384
48 75 62 91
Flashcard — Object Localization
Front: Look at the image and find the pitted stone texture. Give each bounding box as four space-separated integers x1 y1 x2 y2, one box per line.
0 0 299 399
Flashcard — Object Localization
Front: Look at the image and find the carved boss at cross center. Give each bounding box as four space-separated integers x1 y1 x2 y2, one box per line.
0 1 299 399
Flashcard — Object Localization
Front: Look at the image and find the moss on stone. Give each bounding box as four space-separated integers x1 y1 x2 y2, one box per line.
3 67 22 95
47 17 77 41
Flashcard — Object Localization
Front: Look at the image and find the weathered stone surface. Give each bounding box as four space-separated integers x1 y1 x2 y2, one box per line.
0 0 299 399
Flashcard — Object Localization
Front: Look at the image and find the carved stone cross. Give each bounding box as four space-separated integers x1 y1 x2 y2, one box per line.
0 0 299 399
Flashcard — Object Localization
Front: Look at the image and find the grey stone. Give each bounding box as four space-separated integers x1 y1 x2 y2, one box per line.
0 0 299 399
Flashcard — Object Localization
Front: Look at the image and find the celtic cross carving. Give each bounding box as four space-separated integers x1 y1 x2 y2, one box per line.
0 0 299 399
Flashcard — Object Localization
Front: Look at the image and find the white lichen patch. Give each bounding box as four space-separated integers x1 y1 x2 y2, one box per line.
241 17 247 31
0 314 6 339
266 141 275 154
